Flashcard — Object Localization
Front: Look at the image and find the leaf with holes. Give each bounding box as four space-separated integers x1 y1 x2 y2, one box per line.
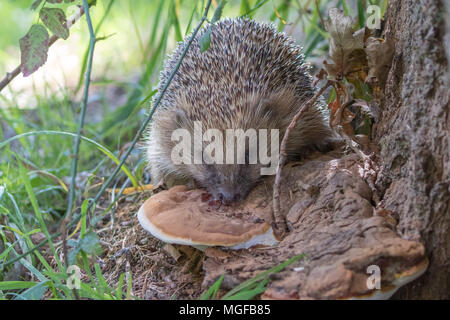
19 24 49 77
40 8 69 40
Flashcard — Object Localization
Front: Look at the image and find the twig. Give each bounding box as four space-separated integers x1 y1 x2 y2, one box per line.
65 0 96 219
0 3 91 92
272 81 332 238
0 0 214 271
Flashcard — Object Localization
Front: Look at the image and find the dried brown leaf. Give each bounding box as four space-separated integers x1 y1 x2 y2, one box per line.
323 8 366 81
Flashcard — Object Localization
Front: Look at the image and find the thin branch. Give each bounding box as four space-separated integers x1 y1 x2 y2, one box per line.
272 81 332 238
65 0 96 219
0 4 90 92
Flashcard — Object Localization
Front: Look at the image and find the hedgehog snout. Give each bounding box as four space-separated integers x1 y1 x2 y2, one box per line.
211 183 253 205
215 190 241 204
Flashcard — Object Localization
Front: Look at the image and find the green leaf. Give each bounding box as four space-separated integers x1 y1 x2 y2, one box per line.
19 24 49 77
39 8 69 40
211 0 227 24
199 27 212 53
79 231 101 255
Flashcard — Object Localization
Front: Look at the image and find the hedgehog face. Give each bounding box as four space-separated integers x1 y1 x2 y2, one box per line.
190 162 262 204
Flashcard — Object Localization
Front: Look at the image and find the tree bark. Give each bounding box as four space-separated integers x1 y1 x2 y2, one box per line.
375 0 450 299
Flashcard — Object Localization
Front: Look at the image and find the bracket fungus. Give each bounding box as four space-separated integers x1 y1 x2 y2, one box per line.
137 185 278 250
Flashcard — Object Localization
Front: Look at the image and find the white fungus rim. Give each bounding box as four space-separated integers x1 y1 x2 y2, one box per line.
137 202 279 250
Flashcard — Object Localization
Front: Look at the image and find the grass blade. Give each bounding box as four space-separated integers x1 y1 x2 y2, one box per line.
200 274 224 300
0 281 38 290
0 130 139 188
17 158 63 271
221 254 305 299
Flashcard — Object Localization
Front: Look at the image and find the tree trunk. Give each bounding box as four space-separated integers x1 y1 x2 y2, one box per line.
375 0 450 299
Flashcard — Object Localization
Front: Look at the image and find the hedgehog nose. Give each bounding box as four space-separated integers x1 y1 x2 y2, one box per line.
216 192 241 204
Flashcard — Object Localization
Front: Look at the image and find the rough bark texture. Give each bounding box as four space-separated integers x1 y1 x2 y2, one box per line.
375 0 450 299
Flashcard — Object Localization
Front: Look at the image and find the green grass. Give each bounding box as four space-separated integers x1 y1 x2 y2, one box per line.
0 0 385 300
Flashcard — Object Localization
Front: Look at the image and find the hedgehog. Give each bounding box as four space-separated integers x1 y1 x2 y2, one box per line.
145 18 334 204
